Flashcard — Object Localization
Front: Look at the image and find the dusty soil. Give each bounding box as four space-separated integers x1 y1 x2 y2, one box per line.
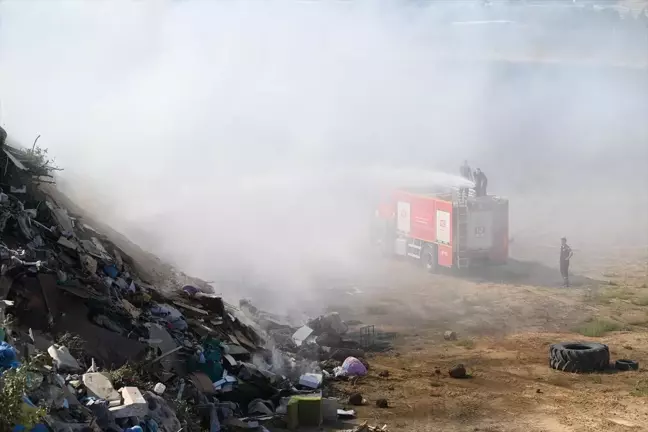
325 245 648 432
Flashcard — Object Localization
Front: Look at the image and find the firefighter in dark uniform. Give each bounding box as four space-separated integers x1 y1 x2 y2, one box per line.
560 237 573 287
474 168 488 197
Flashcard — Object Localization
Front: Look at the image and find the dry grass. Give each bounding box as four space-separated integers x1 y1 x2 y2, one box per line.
574 318 622 337
590 375 603 385
456 339 476 350
622 311 648 326
632 295 648 306
630 379 648 397
544 372 576 389
449 398 483 422
326 251 648 431
593 287 635 304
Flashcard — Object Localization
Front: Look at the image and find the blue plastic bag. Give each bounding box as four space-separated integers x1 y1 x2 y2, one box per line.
0 341 19 370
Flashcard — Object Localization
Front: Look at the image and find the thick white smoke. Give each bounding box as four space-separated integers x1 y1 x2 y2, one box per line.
1 1 646 311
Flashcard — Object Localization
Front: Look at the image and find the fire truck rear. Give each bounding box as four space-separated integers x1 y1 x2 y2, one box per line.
375 186 509 271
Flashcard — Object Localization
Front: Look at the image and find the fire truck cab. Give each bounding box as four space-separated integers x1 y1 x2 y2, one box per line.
375 186 509 271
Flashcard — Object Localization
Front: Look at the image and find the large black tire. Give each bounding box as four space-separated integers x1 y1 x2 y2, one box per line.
549 342 610 373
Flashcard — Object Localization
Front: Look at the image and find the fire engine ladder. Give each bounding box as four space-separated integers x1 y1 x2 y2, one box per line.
455 188 472 269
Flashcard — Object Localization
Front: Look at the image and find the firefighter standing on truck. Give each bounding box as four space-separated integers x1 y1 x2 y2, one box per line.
460 160 474 181
474 168 488 197
459 160 473 200
560 237 573 287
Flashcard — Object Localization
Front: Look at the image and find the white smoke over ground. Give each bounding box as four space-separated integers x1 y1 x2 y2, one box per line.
1 1 647 311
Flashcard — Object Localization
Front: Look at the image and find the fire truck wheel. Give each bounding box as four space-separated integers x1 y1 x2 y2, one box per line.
549 342 610 373
423 245 438 273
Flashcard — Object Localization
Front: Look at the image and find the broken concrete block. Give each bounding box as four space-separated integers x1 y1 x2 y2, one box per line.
109 387 148 418
83 372 120 403
48 345 81 372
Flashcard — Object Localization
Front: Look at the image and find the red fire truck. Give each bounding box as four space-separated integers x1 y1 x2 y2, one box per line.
375 186 509 271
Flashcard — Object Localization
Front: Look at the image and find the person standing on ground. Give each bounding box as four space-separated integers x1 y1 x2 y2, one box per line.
560 237 573 287
474 168 488 197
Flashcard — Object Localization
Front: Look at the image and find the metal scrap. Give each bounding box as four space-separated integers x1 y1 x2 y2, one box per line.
3 148 28 171
57 236 78 250
173 300 209 315
149 346 183 365
47 202 75 234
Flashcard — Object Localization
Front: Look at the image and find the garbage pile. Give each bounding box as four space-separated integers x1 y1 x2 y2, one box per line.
0 142 390 431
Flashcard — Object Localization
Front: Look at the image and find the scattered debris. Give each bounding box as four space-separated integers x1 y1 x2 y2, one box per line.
338 408 357 419
349 393 365 406
48 345 81 372
334 356 368 377
0 139 392 431
378 370 390 378
108 386 148 418
449 364 467 379
292 325 314 347
375 398 389 408
299 372 323 389
83 372 121 403
344 421 389 432
444 330 457 341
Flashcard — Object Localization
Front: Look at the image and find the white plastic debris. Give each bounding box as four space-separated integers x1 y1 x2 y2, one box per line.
48 345 81 372
292 325 314 347
154 383 166 395
299 373 323 389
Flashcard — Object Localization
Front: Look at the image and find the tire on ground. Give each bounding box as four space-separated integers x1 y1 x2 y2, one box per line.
549 342 610 373
615 359 639 371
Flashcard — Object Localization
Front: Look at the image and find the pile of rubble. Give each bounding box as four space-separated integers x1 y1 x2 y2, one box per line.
0 137 390 431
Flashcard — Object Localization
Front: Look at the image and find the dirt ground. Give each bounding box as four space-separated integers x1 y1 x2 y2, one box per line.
47 178 648 431
323 245 648 432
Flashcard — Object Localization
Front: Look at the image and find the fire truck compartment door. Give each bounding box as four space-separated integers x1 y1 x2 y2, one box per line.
467 210 493 250
435 210 451 244
397 201 411 233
